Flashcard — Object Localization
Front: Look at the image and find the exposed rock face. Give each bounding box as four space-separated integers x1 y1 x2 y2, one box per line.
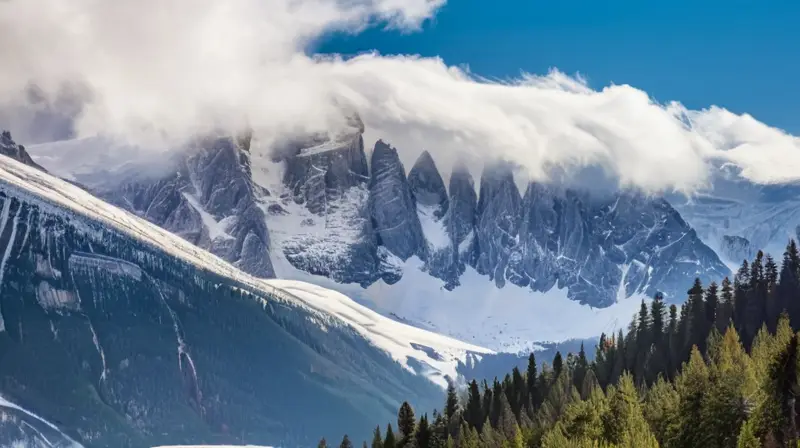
283 134 370 215
28 126 731 307
93 135 275 278
278 134 381 286
473 162 522 288
369 140 425 263
1 130 46 171
444 162 478 287
408 151 456 287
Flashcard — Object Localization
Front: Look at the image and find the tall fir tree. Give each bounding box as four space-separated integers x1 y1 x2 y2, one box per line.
509 366 525 417
733 259 751 338
525 352 540 410
687 278 708 354
764 254 781 333
465 380 483 431
667 303 679 379
777 240 800 329
416 414 432 448
552 352 564 380
372 426 383 448
572 343 589 394
716 277 735 332
384 425 396 448
445 381 459 421
340 435 353 448
398 402 416 443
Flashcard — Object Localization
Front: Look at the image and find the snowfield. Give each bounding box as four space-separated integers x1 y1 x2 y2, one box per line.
0 153 492 388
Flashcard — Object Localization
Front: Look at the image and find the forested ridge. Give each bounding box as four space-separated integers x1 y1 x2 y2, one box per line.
327 240 800 448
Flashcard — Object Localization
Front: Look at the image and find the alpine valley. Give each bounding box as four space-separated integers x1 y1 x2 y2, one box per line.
0 120 786 447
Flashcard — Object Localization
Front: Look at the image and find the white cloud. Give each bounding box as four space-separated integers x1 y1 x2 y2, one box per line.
1 0 798 194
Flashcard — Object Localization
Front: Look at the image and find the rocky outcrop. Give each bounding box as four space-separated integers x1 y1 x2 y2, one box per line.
1 130 46 171
31 125 730 307
93 135 275 278
473 162 522 288
369 140 425 262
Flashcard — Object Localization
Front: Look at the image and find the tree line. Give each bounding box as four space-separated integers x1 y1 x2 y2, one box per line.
325 240 800 448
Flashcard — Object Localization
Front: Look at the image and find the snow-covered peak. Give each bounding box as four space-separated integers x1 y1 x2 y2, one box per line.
0 152 492 388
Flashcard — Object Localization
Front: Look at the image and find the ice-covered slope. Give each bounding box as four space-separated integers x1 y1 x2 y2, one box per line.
0 147 491 388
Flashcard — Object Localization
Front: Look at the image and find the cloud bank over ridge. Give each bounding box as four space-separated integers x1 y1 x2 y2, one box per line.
1 0 799 193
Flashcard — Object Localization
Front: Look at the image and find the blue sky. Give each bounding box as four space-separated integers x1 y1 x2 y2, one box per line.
316 0 800 133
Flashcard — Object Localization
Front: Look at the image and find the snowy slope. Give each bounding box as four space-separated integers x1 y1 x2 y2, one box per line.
670 165 800 266
0 152 492 388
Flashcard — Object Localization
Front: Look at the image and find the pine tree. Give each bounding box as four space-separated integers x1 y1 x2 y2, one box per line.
416 414 432 448
667 303 679 379
743 251 767 348
580 368 600 400
687 278 708 353
445 381 459 421
552 352 563 380
466 380 483 431
398 402 416 442
526 352 540 409
372 426 384 448
705 281 719 328
765 254 781 333
777 240 800 329
572 343 589 394
701 325 755 448
319 438 328 448
643 375 679 445
734 260 751 337
340 435 353 448
757 332 799 445
716 277 735 332
489 379 504 427
602 373 658 447
510 366 526 417
671 346 710 447
385 424 397 448
481 380 493 430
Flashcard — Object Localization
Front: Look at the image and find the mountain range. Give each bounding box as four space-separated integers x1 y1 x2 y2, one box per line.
0 131 490 447
0 123 795 447
28 125 733 349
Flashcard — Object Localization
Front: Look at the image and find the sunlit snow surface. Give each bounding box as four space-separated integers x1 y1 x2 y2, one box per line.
0 153 492 388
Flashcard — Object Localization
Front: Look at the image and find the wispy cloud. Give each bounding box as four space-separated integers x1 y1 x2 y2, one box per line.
1 0 797 193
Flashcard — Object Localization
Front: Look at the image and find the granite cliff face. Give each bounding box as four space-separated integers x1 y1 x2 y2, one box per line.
90 135 275 279
29 127 730 306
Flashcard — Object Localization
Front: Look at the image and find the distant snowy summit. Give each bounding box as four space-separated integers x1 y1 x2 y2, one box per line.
30 125 730 309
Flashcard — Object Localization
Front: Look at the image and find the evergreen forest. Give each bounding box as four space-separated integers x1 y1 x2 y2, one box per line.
327 240 800 448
